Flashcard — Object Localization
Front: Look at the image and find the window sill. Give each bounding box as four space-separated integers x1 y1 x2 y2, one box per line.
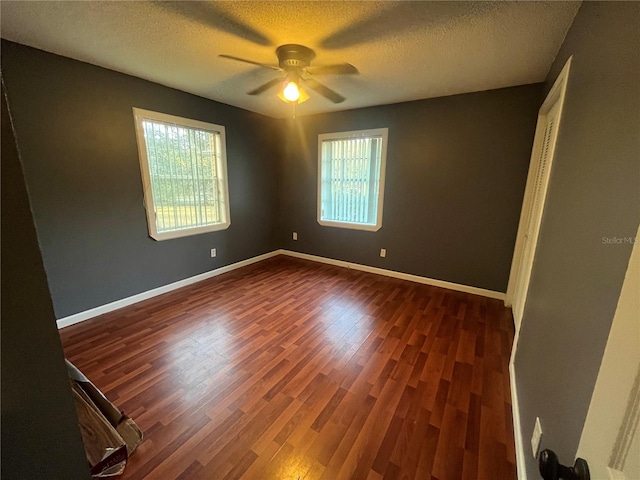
317 219 381 232
150 221 231 241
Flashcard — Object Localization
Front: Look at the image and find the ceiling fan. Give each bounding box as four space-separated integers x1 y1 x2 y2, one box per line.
219 44 358 104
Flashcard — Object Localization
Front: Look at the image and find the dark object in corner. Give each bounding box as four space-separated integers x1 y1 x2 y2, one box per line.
539 449 590 480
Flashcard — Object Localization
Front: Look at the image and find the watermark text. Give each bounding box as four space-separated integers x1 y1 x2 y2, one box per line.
602 236 637 245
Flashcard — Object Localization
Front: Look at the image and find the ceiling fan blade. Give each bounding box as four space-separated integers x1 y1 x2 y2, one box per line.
247 78 283 96
305 64 359 75
303 78 346 104
219 54 282 71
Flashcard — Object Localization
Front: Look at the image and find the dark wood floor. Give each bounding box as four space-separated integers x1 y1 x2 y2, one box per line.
60 256 516 480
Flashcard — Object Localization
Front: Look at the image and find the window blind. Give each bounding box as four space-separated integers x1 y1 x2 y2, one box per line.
142 120 221 233
320 135 383 226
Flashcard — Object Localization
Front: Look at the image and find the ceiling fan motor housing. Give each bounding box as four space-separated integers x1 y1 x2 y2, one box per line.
276 44 315 69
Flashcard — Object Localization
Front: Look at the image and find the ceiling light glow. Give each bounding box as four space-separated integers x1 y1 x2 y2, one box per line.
283 81 300 102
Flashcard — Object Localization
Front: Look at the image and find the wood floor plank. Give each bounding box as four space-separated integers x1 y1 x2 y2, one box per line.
60 256 516 479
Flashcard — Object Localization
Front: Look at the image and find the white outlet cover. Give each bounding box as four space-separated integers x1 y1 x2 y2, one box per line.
293 232 298 240
211 248 216 257
531 417 543 458
380 248 386 257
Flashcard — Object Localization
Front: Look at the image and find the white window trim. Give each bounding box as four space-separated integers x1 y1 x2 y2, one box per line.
133 108 231 241
317 127 388 232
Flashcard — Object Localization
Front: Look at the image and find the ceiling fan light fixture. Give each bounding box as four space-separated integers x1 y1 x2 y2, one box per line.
278 81 309 104
221 43 352 106
282 81 300 102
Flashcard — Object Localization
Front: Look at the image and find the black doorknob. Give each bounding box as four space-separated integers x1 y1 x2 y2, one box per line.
539 449 590 480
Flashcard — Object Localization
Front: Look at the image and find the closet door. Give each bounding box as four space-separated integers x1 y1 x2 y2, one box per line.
512 99 561 326
507 57 572 331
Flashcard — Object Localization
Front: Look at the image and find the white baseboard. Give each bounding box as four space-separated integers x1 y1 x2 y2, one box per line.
56 250 281 329
510 325 528 480
279 249 506 300
58 248 505 329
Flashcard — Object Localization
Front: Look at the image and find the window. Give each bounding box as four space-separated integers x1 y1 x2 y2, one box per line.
317 128 388 231
133 108 230 241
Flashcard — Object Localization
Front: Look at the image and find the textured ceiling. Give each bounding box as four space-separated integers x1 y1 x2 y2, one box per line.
0 1 580 119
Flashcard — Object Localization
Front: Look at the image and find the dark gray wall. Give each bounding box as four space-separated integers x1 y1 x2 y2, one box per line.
514 2 640 478
278 85 543 292
1 41 280 318
1 79 90 479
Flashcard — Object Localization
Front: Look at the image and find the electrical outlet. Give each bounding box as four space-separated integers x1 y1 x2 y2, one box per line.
531 417 543 459
380 248 386 258
293 232 298 240
210 248 216 258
